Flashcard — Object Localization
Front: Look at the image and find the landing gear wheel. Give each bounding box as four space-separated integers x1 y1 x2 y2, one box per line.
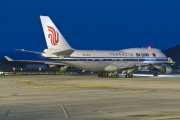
115 74 119 78
125 73 133 78
153 74 158 76
98 72 119 78
130 74 133 78
113 74 119 78
104 74 108 78
98 73 103 77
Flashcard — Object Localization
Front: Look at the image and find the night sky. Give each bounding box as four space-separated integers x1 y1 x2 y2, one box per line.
0 0 180 59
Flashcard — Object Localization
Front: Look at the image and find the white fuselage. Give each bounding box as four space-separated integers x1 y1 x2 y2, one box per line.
49 48 167 72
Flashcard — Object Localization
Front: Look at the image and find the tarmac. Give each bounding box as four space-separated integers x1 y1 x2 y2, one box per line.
0 74 180 120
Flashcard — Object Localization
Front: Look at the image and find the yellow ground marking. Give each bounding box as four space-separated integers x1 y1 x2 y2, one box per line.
110 88 146 92
18 80 34 84
22 84 106 89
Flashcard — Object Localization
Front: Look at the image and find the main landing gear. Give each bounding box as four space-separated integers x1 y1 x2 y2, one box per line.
153 73 158 76
98 72 134 78
98 72 119 78
150 68 159 77
125 73 133 78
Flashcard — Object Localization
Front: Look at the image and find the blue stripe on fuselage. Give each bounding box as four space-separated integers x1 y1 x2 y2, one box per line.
49 57 168 62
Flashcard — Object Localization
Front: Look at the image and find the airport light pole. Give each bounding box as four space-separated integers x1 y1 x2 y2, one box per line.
13 67 15 72
39 67 41 72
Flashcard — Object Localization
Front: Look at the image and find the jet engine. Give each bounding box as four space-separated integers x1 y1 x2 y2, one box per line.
150 64 172 75
49 65 68 72
158 65 172 74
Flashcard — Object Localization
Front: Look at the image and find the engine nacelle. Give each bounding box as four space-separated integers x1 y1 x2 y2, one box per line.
49 65 68 72
158 65 172 74
127 67 136 73
49 65 60 71
60 66 68 72
104 65 117 72
122 70 128 74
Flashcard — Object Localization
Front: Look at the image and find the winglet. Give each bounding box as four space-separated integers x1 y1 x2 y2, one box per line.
4 56 13 61
168 57 175 65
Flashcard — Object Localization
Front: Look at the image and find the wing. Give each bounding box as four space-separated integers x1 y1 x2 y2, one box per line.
4 56 66 65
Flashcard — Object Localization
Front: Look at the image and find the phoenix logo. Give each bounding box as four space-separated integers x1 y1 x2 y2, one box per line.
152 53 156 57
47 26 59 46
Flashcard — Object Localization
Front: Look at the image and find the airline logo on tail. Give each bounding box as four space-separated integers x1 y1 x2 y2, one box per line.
47 26 59 46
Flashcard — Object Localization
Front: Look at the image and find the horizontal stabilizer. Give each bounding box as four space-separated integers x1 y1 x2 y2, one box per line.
53 49 75 56
15 49 44 54
4 56 13 61
16 48 74 56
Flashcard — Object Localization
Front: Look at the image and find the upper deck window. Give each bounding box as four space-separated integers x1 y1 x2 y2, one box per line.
136 53 141 57
141 53 149 57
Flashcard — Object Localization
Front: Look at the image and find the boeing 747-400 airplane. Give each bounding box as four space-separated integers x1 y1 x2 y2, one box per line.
5 16 174 78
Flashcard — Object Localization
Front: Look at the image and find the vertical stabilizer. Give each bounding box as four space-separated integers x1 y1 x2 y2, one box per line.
40 16 73 50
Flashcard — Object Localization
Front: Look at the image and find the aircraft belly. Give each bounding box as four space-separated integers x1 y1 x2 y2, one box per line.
60 61 79 68
78 61 107 71
55 60 165 72
116 61 138 68
58 61 108 72
111 61 131 67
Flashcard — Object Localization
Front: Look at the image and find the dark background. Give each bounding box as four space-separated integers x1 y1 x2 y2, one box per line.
0 0 179 60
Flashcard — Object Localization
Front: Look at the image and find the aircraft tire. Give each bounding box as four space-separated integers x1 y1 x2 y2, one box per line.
125 75 127 78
